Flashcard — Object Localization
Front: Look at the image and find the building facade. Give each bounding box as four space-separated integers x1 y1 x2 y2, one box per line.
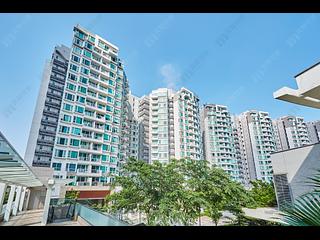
138 95 150 163
306 120 320 144
50 25 129 186
148 87 202 164
271 143 320 208
25 45 71 168
273 116 310 151
201 104 240 182
234 111 276 183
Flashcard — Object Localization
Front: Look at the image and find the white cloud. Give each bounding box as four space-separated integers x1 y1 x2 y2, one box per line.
159 63 181 90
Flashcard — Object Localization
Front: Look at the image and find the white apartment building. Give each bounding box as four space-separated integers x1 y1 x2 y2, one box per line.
234 111 276 183
201 104 240 182
51 25 129 187
128 93 141 160
273 116 310 151
149 87 202 164
306 120 320 144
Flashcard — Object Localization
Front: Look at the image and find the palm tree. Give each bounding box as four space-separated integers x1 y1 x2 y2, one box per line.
281 170 320 226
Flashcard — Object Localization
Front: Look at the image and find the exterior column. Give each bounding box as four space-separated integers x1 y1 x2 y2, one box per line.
12 185 22 216
24 189 31 211
18 187 27 212
4 185 16 222
0 183 7 215
41 179 55 225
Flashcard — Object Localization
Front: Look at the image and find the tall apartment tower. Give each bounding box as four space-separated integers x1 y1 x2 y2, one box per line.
128 93 141 160
234 111 276 183
173 88 202 161
232 116 250 186
149 87 202 164
138 95 150 163
273 116 310 151
25 45 71 167
51 25 129 186
306 120 320 144
201 104 240 182
149 88 174 164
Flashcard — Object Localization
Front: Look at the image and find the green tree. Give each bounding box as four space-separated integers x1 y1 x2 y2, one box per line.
105 157 253 226
248 180 276 207
65 190 79 200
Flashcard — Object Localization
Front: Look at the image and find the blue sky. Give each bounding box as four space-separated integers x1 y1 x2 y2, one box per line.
1 13 320 156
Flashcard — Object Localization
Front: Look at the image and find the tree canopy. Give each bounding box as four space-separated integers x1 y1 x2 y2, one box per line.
104 158 254 226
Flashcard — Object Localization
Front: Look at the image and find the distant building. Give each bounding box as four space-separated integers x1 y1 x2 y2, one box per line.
201 104 240 182
306 120 320 144
24 45 71 168
233 111 276 183
273 116 310 151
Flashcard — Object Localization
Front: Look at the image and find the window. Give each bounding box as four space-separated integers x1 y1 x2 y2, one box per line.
65 93 75 101
74 37 83 46
107 96 113 103
109 72 114 78
89 36 95 42
105 124 111 131
56 137 68 145
82 58 90 66
111 136 119 143
83 50 92 58
63 103 73 111
67 83 76 91
107 88 114 94
101 155 109 162
62 114 72 122
71 55 80 63
66 163 76 172
81 67 89 75
79 76 88 84
76 95 85 104
85 42 93 50
110 63 116 70
72 46 82 55
102 144 110 151
68 73 77 82
54 149 66 158
69 64 79 72
105 114 112 121
52 162 62 171
106 105 113 112
71 127 81 136
104 134 110 141
78 86 87 94
59 125 70 134
75 105 84 113
113 117 119 124
108 79 114 86
115 101 121 107
73 116 83 125
70 138 80 147
68 151 78 159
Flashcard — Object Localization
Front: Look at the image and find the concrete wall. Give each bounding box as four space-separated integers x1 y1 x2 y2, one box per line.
271 143 320 201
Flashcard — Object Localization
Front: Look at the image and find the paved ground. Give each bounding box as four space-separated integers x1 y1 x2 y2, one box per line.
0 209 87 226
0 209 44 226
